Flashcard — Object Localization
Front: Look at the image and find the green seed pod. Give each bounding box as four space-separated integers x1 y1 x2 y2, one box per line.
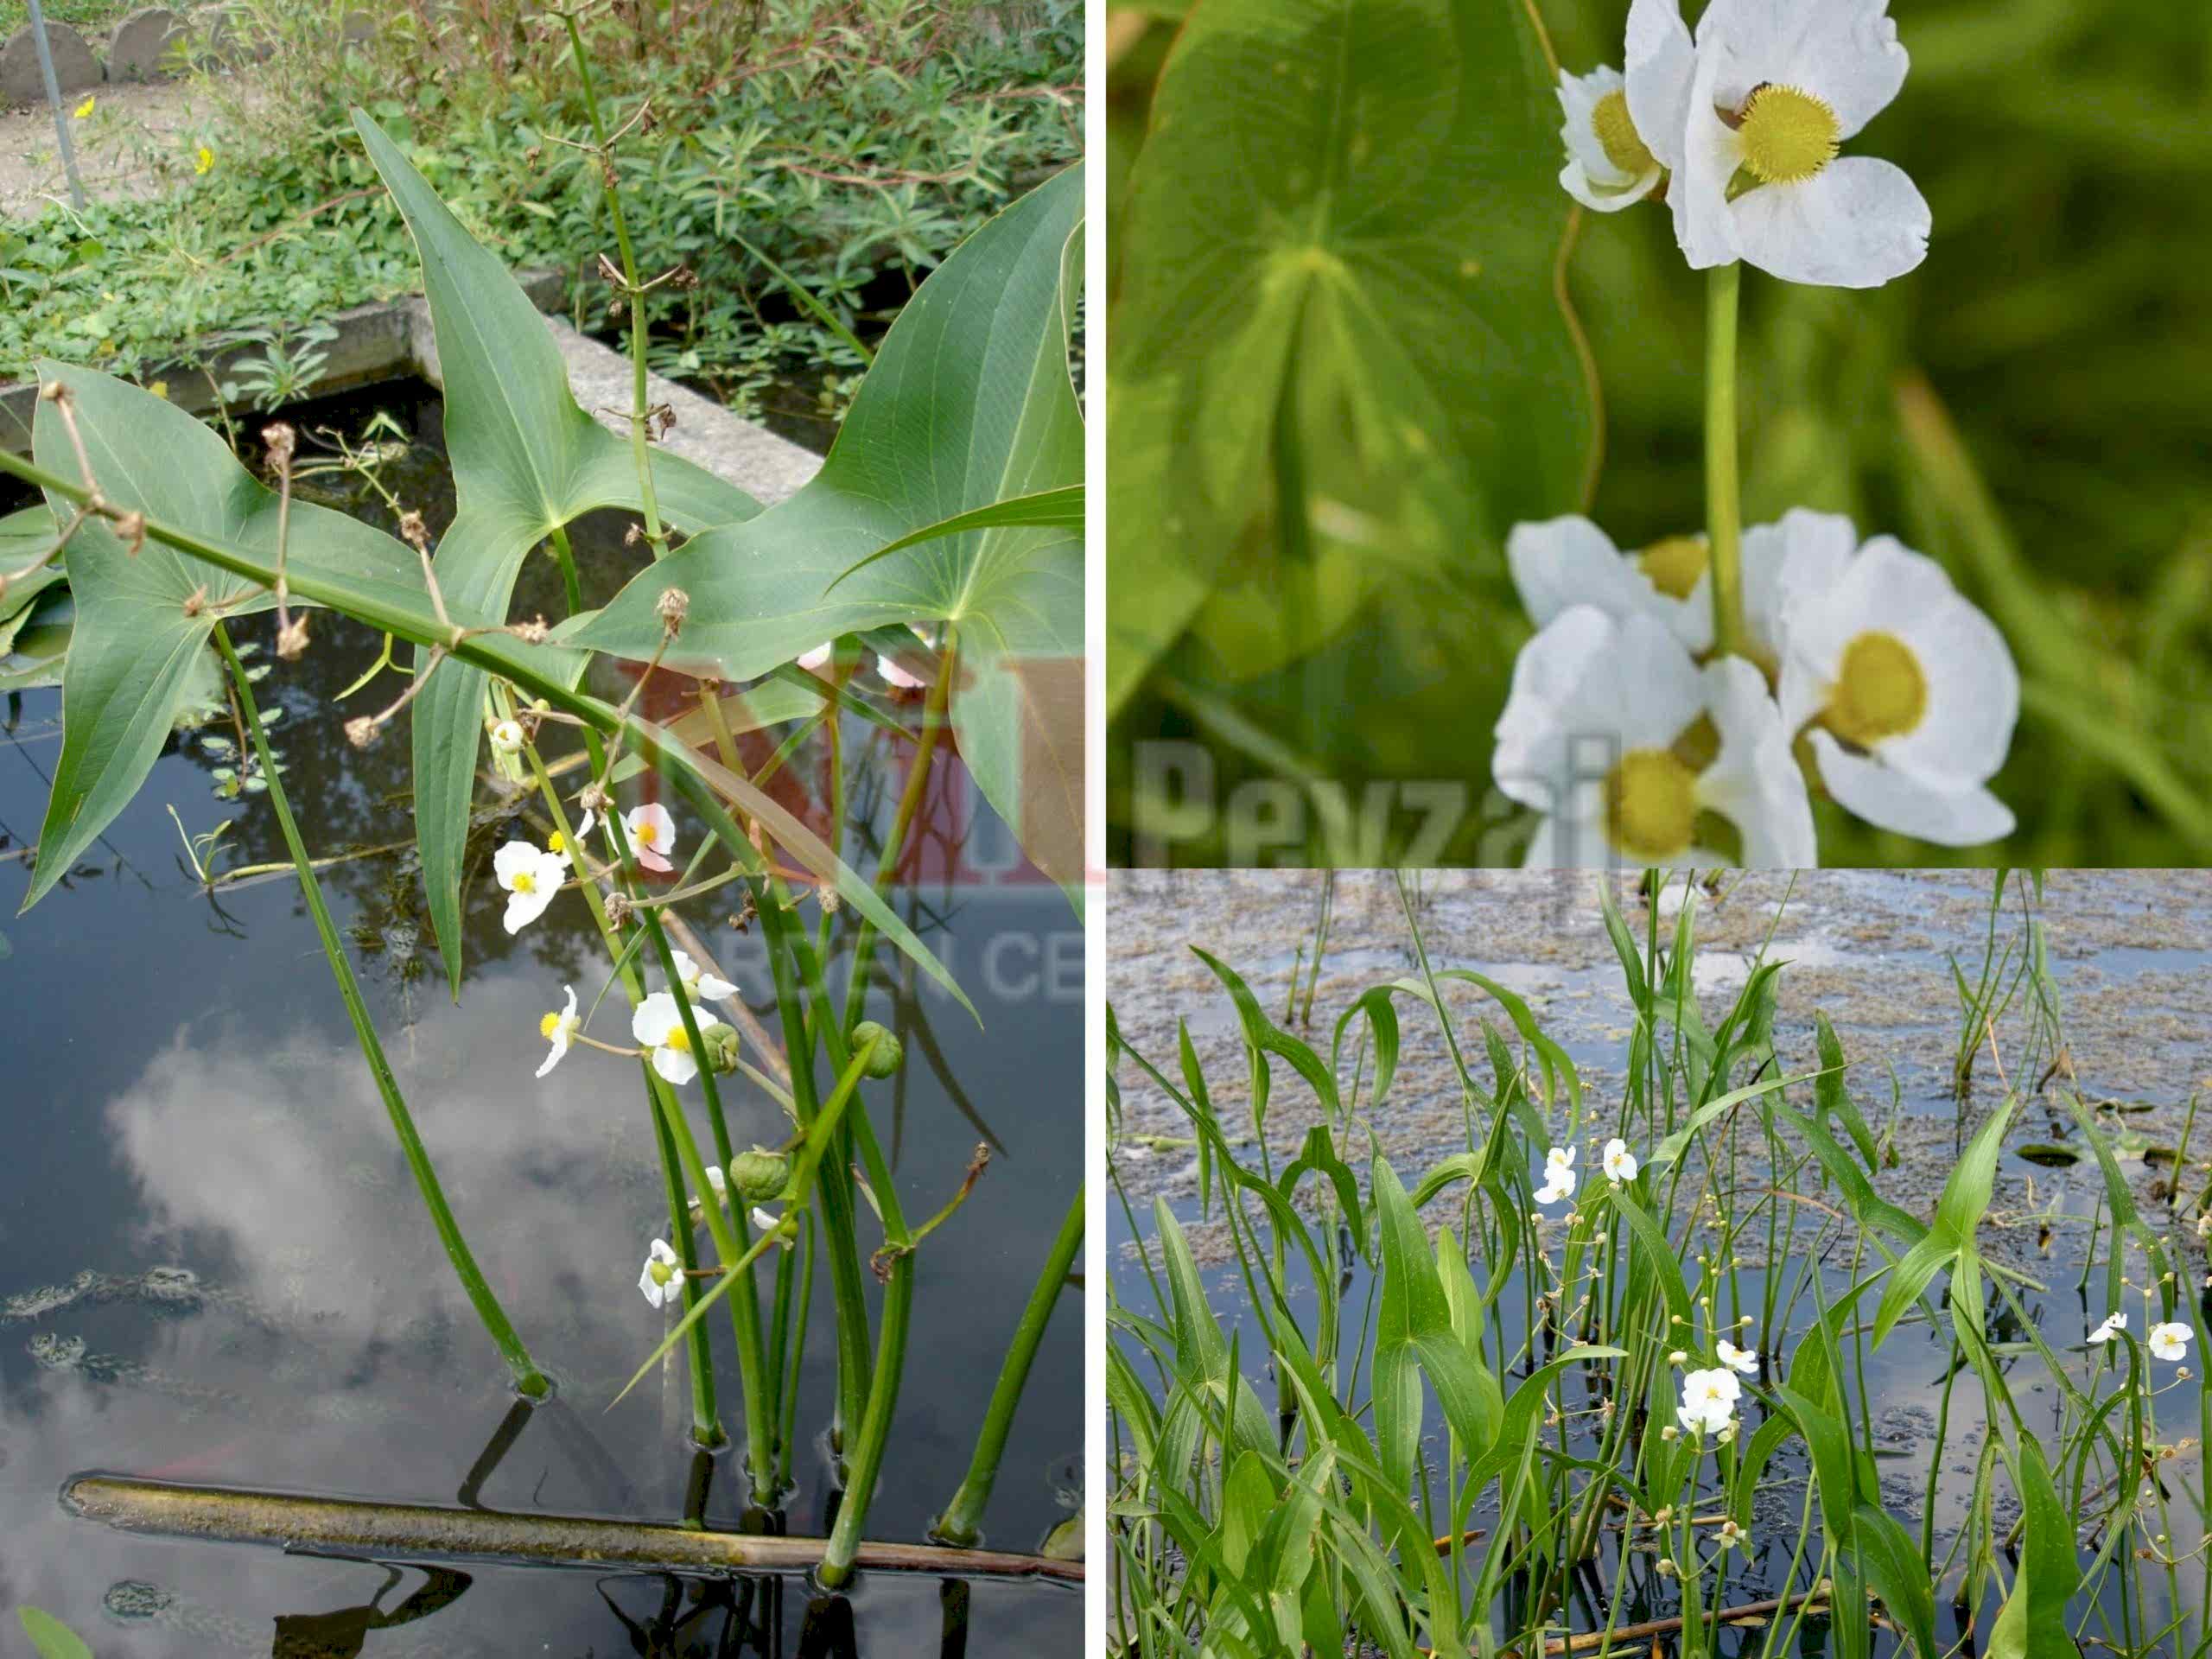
728 1147 791 1205
702 1020 741 1077
851 1020 903 1078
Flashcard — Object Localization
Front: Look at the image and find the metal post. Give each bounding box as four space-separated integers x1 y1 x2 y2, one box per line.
24 0 91 211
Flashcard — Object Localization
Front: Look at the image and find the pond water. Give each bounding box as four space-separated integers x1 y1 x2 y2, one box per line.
0 385 1084 1653
1109 869 2212 1655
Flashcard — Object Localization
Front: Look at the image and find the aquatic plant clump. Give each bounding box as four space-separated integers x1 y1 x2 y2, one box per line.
1106 869 2210 1657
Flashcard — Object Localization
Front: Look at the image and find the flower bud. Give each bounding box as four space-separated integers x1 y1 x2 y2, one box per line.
729 1147 791 1205
851 1020 903 1078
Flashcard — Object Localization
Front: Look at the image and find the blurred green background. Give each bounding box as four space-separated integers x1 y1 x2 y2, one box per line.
1106 0 2212 868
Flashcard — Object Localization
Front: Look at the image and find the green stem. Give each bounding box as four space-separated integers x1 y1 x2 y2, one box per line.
817 1103 912 1590
931 1185 1083 1547
1706 262 1746 662
212 622 546 1399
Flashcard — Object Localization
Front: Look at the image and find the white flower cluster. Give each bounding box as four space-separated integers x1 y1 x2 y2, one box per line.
2088 1311 2196 1363
1497 511 2018 865
1560 0 1929 289
494 802 684 935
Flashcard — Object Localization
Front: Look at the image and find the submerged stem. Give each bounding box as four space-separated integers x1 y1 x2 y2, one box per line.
932 1185 1084 1547
1705 262 1746 661
212 622 546 1400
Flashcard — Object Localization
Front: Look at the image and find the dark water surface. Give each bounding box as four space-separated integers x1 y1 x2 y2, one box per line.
0 386 1083 1653
1109 870 2212 1654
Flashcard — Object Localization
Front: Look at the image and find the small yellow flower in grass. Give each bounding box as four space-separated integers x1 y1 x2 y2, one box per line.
73 96 96 120
638 1238 680 1308
489 718 525 755
493 841 567 934
195 146 216 176
2148 1322 2194 1363
624 803 677 874
536 985 580 1077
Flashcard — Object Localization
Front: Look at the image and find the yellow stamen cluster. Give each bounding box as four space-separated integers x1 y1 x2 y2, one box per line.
1592 89 1656 176
1738 85 1840 186
539 1011 563 1039
1825 631 1926 747
663 1028 692 1055
512 871 537 894
1605 750 1700 861
1639 535 1710 601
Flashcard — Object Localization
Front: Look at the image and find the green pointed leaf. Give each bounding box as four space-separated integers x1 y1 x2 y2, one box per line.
1988 1434 2078 1659
17 1608 93 1659
570 168 1086 899
1106 0 1595 708
351 110 764 992
23 361 420 912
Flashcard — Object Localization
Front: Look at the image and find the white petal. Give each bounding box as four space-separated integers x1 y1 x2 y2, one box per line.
633 991 682 1048
1697 0 1908 139
798 641 833 671
1495 609 1707 819
1673 42 1746 270
878 652 925 690
1624 0 1697 171
1808 733 2015 845
625 804 677 868
696 970 738 1001
504 884 556 934
671 949 701 983
1743 508 1857 664
1694 656 1819 867
1730 157 1929 289
1508 517 1711 652
534 1032 569 1079
1561 159 1663 214
493 840 543 890
653 1045 699 1085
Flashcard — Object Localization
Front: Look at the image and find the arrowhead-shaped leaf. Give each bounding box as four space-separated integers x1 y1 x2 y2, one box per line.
23 360 421 911
352 111 766 991
569 167 1087 902
1104 0 1596 715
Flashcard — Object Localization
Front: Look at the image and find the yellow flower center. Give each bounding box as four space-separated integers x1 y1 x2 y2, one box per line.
1824 631 1926 747
1638 535 1710 601
512 870 537 895
539 1011 563 1039
663 1027 691 1055
1592 89 1656 176
546 832 566 855
1738 85 1840 186
1605 750 1700 862
636 820 659 846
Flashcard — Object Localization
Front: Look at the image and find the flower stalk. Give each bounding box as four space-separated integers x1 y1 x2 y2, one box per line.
1705 261 1745 662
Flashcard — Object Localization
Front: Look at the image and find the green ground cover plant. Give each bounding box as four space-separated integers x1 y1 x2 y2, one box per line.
3 0 1080 435
1107 871 2212 1656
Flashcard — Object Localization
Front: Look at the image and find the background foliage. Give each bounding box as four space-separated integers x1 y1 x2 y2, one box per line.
1106 0 2212 868
2 0 1081 436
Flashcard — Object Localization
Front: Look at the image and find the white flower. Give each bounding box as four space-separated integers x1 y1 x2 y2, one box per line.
1555 65 1664 213
632 991 731 1086
493 840 567 934
1777 531 2018 845
2196 1212 2211 1241
623 803 677 874
2088 1311 2127 1344
752 1205 798 1248
2148 1322 2194 1363
1715 1517 1749 1551
1510 517 1713 655
489 718 525 755
1602 1138 1639 1184
1535 1159 1578 1206
798 641 833 671
536 985 580 1078
1496 608 1815 868
669 949 737 1002
876 649 925 691
638 1238 681 1308
1678 1366 1741 1432
1633 0 1929 288
1715 1338 1758 1374
1548 1144 1578 1173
